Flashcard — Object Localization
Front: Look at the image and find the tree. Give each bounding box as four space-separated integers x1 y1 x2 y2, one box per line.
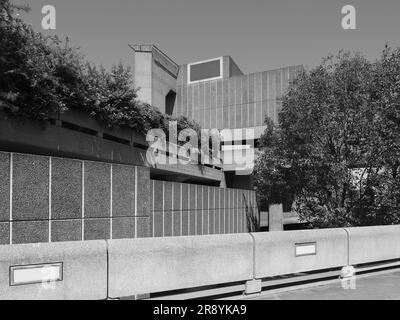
254 49 400 228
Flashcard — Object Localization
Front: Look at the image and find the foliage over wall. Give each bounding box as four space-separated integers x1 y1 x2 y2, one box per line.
0 0 200 137
254 48 400 228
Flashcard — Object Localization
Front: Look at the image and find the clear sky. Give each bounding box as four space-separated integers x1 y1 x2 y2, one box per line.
13 0 400 74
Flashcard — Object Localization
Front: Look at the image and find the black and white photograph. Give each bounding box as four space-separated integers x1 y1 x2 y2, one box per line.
1 0 400 307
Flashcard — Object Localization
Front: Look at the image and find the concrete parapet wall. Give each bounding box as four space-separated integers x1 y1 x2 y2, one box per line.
1 226 400 299
150 180 258 237
345 225 400 265
252 229 348 278
0 240 107 300
0 151 151 244
107 234 254 298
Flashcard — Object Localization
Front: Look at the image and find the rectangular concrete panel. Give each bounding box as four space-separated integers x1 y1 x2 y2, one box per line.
51 220 82 242
209 188 215 234
108 234 254 297
215 189 220 234
0 153 9 222
210 82 217 129
223 106 229 129
253 229 348 278
235 104 242 129
153 212 163 238
12 221 49 244
193 84 199 125
12 153 49 221
204 83 211 129
199 82 205 127
217 80 223 128
137 166 150 216
224 189 230 234
248 103 255 127
173 183 181 236
164 182 172 212
189 185 196 235
112 164 135 218
242 103 248 128
0 240 107 300
112 217 135 239
196 186 203 235
268 71 276 102
276 69 282 98
136 217 150 238
182 86 188 118
0 222 9 245
51 157 82 220
202 186 209 235
176 86 182 116
181 184 189 236
164 211 173 237
346 226 400 265
84 218 110 240
188 85 193 120
153 181 163 213
84 161 110 219
261 71 269 101
249 74 255 103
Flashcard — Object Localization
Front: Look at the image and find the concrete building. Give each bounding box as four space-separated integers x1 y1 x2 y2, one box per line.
131 44 303 187
0 44 301 245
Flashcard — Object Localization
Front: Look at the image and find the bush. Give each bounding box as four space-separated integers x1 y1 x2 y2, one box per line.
0 0 200 136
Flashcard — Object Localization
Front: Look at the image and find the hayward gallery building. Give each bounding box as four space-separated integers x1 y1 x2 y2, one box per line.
0 44 301 245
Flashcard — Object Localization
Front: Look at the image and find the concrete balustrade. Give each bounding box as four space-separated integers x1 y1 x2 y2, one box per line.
252 229 348 278
0 240 107 300
345 225 400 265
1 226 400 299
107 234 254 298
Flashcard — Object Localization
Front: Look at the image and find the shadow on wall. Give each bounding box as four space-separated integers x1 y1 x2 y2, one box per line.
244 194 259 232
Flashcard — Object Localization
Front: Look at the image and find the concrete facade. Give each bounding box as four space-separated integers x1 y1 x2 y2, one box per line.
0 151 151 244
176 62 302 134
0 151 258 245
131 45 179 114
132 45 302 181
149 180 258 237
132 48 302 136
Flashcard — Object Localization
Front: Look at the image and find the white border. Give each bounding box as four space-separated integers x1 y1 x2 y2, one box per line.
187 57 223 85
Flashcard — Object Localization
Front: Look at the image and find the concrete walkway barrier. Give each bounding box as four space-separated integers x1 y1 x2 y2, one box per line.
345 225 400 265
107 234 254 298
0 240 107 300
252 229 348 279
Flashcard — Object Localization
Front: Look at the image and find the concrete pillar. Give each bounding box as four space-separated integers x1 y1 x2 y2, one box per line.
268 204 283 232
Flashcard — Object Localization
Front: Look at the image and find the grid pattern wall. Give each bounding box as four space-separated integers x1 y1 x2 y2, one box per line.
174 65 303 129
149 180 258 237
0 152 150 245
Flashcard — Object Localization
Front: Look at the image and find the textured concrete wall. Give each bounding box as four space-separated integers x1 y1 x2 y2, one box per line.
149 180 258 237
108 234 254 297
0 151 150 245
174 66 303 135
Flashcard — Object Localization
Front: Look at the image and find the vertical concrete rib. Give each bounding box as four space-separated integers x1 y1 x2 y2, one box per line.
110 164 113 240
48 157 52 242
81 161 85 241
9 153 13 244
